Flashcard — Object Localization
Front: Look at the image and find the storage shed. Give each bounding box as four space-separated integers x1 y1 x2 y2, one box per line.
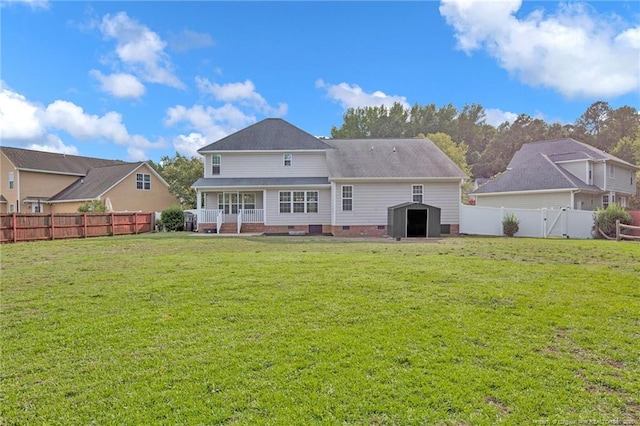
387 202 441 238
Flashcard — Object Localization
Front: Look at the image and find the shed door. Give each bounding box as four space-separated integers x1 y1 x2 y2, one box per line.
407 209 428 238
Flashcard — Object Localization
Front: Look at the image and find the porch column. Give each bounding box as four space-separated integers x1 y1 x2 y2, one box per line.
263 190 267 225
196 190 202 210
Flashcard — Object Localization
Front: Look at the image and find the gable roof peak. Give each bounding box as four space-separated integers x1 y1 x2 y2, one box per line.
197 118 334 152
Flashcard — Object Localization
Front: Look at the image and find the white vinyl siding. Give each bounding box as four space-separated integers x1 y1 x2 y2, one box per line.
264 188 331 226
333 181 461 225
204 152 328 178
475 192 572 210
604 164 636 194
593 163 606 189
558 161 589 184
573 192 600 211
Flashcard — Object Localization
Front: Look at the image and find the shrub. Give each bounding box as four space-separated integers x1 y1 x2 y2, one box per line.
502 211 520 237
161 206 185 231
78 200 107 213
594 204 633 238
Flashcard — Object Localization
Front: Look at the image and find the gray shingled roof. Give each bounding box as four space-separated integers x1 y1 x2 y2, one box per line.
1 146 127 175
192 177 330 188
198 118 334 152
326 138 468 179
50 163 144 201
508 138 637 169
473 153 601 194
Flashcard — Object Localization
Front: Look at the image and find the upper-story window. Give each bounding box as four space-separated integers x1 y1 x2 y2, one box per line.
212 155 221 175
631 171 635 186
8 171 14 190
609 164 615 178
588 164 593 185
283 153 292 167
136 173 151 190
412 184 424 203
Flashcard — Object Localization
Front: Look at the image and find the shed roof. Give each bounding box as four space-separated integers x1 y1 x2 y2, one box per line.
198 118 334 152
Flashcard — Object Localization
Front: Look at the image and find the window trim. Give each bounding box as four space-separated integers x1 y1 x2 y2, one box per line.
8 171 14 190
412 184 424 204
212 154 221 176
341 185 353 212
136 173 151 190
283 153 292 167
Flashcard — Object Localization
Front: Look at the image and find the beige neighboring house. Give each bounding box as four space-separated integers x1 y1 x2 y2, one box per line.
0 146 179 214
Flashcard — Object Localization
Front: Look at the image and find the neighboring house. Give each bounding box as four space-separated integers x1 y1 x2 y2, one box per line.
472 138 638 210
191 118 467 236
0 147 179 214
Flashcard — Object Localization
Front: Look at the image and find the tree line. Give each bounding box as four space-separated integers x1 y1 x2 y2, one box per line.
330 101 639 179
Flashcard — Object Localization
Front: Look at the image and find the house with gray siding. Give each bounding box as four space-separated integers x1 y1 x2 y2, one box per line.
472 138 638 210
191 118 467 236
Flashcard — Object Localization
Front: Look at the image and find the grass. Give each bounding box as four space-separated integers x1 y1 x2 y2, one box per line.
1 234 639 425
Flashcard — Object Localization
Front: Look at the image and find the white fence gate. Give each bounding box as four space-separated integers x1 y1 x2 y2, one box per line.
460 204 595 239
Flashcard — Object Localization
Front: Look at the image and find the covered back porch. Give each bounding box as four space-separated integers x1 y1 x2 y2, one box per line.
195 190 265 233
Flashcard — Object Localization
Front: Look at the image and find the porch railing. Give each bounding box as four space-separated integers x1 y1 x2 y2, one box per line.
199 209 223 224
239 209 264 223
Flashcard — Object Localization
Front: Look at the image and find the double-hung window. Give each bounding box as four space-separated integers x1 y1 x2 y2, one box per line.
8 172 14 190
341 185 353 211
212 155 221 175
279 191 319 213
602 194 609 209
609 164 615 178
283 153 292 167
412 184 423 203
136 173 151 190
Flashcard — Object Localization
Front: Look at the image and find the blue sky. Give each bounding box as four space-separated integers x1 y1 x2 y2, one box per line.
1 0 639 162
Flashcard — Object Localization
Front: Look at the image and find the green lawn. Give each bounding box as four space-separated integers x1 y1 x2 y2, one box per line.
1 234 639 425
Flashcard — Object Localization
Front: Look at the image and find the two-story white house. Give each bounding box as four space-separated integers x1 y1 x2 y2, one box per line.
192 118 468 236
472 138 638 210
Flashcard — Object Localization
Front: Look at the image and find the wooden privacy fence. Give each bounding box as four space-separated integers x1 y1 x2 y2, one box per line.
0 212 154 243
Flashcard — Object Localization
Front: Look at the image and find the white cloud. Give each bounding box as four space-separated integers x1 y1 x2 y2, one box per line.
172 133 207 158
168 30 215 52
165 104 257 156
27 135 79 155
0 85 164 160
99 12 185 90
484 108 519 127
0 87 45 140
316 79 409 110
196 77 288 116
439 0 640 98
90 70 146 99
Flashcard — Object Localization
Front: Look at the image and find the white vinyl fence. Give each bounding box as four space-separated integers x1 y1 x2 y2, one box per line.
460 204 595 239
